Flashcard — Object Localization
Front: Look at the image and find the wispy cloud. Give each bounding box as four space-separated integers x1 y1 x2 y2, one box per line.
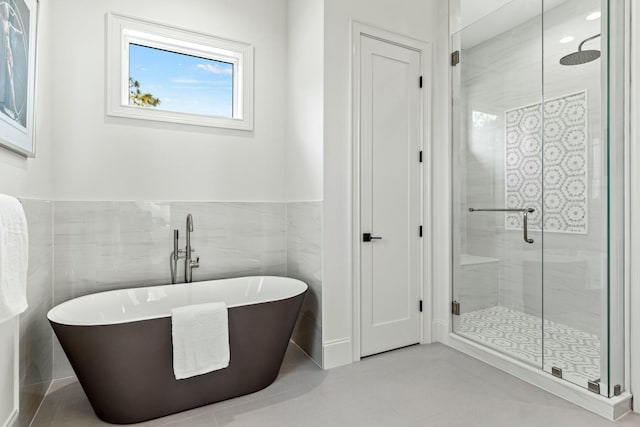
169 77 232 88
171 78 205 84
172 85 216 91
196 64 233 75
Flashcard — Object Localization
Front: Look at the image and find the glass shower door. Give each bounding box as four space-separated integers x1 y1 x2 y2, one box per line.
451 0 545 370
541 0 625 396
452 0 626 396
540 0 605 392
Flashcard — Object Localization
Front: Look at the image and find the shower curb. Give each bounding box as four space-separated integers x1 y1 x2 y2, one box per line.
444 332 632 420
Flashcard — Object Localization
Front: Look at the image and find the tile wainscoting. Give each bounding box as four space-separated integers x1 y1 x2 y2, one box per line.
52 201 323 378
14 199 322 426
53 201 287 303
19 199 54 427
287 202 322 365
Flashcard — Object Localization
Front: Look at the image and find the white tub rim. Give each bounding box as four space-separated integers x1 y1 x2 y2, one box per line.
47 276 307 327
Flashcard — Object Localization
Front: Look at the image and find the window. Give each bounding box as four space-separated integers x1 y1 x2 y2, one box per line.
107 13 254 130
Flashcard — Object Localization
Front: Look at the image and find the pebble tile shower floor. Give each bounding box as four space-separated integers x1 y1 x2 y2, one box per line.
31 343 639 427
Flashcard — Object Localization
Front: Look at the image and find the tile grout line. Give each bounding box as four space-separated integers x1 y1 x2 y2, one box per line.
27 372 55 427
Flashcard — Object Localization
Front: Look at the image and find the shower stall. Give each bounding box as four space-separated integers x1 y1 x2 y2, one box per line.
450 0 626 405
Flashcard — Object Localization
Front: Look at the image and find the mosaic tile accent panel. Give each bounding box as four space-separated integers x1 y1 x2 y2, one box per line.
505 91 588 234
459 306 600 388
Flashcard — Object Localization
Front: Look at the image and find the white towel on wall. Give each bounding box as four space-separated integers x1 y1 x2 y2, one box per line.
0 195 28 324
171 302 230 380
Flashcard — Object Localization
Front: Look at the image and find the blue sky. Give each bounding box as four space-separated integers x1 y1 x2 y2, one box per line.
129 44 233 117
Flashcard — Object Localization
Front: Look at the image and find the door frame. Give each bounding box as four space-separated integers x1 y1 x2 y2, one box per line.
351 21 433 362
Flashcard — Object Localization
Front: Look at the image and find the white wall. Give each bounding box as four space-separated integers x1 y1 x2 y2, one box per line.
0 0 53 424
0 144 52 200
431 0 452 342
50 0 288 201
629 0 639 412
286 0 324 201
285 0 324 366
0 0 53 199
321 0 448 368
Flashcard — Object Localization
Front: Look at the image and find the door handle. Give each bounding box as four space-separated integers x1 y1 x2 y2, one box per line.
363 233 383 242
523 211 534 244
468 207 535 244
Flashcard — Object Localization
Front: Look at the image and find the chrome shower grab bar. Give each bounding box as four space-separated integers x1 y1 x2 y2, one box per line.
468 208 535 213
468 207 536 244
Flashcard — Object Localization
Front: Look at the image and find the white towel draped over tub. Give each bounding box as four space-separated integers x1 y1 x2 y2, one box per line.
0 195 28 324
171 302 230 380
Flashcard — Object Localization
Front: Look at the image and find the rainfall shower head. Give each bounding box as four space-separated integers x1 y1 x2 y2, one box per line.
560 34 601 66
560 49 600 66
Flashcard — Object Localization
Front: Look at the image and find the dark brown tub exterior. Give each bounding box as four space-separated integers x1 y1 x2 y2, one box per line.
50 291 305 424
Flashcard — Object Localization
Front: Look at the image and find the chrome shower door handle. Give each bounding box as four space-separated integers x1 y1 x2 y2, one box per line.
468 207 535 244
523 209 535 244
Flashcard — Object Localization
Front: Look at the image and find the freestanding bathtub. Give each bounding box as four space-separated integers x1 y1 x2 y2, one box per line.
48 276 307 424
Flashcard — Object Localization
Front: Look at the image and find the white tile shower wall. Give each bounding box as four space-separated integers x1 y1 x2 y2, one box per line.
458 258 499 313
20 199 54 427
286 202 322 365
461 0 605 336
52 201 287 379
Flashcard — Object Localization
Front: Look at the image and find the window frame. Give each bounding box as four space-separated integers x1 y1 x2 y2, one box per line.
106 13 254 130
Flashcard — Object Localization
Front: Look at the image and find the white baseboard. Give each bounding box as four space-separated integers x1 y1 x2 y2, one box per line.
322 338 352 370
447 333 632 420
432 319 449 344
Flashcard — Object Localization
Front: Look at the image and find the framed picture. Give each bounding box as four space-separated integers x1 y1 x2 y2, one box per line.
0 0 37 157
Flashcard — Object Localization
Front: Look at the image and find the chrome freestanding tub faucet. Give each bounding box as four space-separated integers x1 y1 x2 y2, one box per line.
170 213 200 284
185 213 199 283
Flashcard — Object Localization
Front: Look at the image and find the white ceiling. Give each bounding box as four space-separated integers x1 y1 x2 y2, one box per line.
459 0 571 48
460 0 514 29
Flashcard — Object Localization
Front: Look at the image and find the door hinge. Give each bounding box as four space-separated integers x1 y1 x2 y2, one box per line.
419 150 423 163
451 301 460 316
419 226 423 237
451 50 460 66
419 300 423 312
419 76 423 88
552 367 563 379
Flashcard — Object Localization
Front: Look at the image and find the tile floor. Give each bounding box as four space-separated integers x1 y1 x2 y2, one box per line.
459 306 601 388
31 343 640 427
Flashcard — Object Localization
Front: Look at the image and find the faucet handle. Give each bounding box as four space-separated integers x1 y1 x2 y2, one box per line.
190 257 200 269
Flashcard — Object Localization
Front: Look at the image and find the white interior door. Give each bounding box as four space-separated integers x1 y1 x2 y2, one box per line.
360 35 422 357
